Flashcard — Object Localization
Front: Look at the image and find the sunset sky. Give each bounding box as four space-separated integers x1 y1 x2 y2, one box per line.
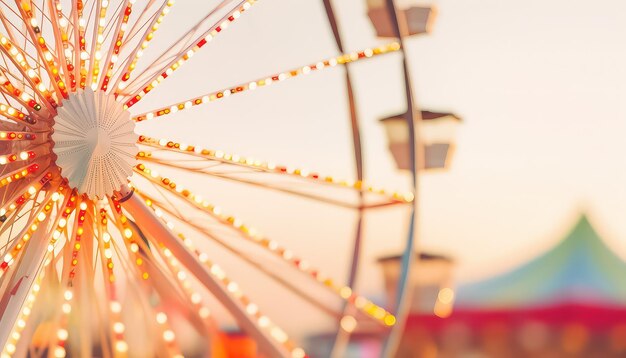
130 0 626 336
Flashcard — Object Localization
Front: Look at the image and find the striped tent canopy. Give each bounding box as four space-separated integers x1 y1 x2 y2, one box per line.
456 214 626 309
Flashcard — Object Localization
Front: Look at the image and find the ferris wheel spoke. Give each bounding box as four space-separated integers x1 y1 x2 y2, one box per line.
65 243 102 358
110 203 198 311
0 121 26 135
138 200 307 358
0 19 51 90
0 156 48 182
0 161 49 190
0 2 46 60
133 42 401 122
0 142 50 170
120 262 186 357
0 33 58 109
90 204 120 358
131 169 396 327
14 0 68 100
27 0 61 38
0 175 30 201
0 248 52 356
96 0 132 92
0 169 48 213
0 206 52 288
0 101 43 127
0 217 38 277
71 0 90 89
135 137 407 201
117 0 233 95
113 234 191 358
136 141 413 209
0 159 53 193
120 0 257 108
32 262 64 357
109 204 220 349
30 195 81 357
0 130 39 142
0 88 12 106
0 160 46 194
0 6 21 46
47 0 77 91
46 197 89 356
140 156 364 209
0 178 55 242
85 0 107 91
0 188 69 278
0 188 71 335
109 0 174 93
0 70 49 117
138 190 345 320
121 0 169 45
39 189 77 253
118 191 302 358
0 74 49 119
0 197 39 242
94 205 157 357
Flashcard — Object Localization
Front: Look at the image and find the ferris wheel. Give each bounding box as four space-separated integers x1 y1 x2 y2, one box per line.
0 0 424 357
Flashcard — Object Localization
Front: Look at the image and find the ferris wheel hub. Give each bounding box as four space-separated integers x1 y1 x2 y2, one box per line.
51 89 137 199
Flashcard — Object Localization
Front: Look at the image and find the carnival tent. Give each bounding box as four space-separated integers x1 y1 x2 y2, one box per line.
456 214 626 309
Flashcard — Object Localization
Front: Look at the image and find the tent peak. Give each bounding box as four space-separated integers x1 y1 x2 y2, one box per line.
557 212 604 248
455 211 626 309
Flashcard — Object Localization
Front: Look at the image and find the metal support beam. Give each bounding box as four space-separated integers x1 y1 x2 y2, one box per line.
120 193 289 358
380 0 424 357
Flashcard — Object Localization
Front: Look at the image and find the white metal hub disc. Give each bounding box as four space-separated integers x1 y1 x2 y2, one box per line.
52 89 137 199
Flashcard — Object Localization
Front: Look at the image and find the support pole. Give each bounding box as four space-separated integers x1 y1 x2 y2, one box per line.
321 0 366 289
320 3 368 357
380 0 424 357
120 193 289 358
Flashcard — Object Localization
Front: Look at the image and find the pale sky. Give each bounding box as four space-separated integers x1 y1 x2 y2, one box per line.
129 0 626 338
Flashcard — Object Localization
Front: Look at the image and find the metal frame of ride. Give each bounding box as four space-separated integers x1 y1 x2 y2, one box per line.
0 0 426 357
